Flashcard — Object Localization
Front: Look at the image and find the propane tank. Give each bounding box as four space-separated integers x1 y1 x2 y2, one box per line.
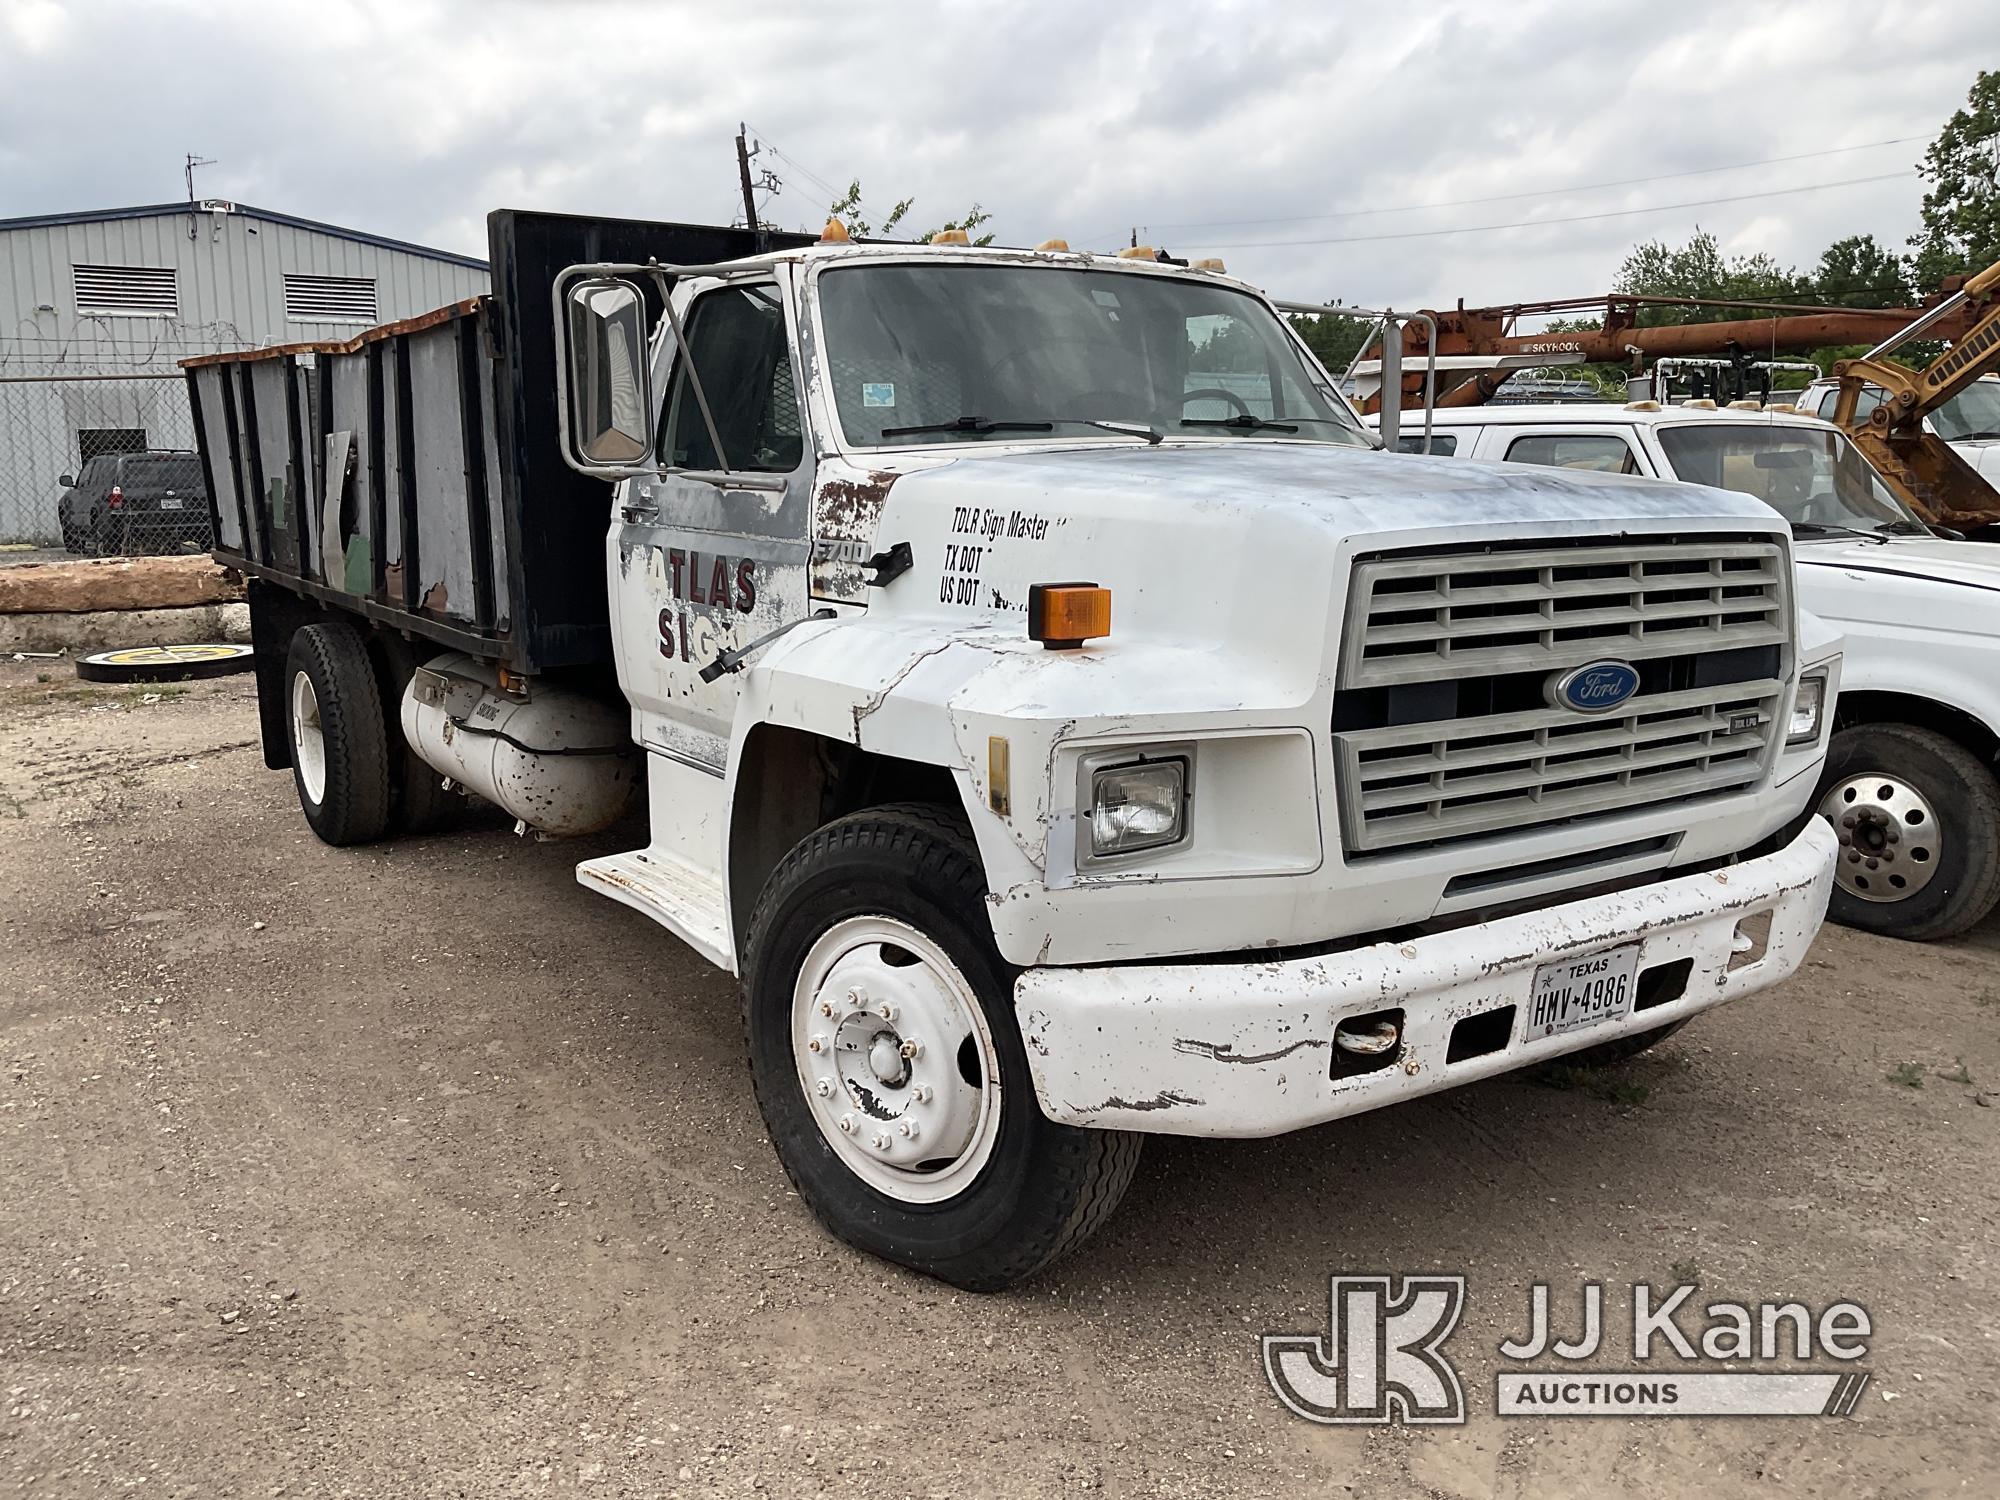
400 653 637 836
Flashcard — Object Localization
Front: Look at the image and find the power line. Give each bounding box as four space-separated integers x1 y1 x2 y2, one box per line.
740 120 855 218
1078 135 1924 242
1189 170 1915 251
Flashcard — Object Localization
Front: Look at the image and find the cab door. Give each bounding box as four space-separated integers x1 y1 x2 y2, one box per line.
608 269 814 772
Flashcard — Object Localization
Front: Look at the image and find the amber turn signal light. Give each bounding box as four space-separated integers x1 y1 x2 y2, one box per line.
1028 583 1111 650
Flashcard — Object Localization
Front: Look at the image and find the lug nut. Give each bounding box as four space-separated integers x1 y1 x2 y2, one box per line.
871 1134 890 1152
813 1078 834 1098
819 1000 836 1017
877 1001 898 1022
807 1034 828 1054
846 985 868 1008
912 1083 934 1104
838 1114 856 1134
900 1039 924 1060
898 1119 920 1140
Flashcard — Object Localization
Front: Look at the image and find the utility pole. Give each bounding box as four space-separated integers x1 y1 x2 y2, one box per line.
735 124 761 239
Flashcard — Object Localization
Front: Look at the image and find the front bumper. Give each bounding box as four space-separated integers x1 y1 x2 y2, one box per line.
1014 818 1837 1138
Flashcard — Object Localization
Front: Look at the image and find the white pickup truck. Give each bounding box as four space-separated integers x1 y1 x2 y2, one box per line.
1383 401 2000 940
186 212 1839 1289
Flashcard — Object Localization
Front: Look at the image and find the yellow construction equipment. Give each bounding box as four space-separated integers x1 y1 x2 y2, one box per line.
1831 258 2000 531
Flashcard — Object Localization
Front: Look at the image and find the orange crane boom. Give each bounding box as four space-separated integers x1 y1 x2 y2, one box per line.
1366 292 1982 412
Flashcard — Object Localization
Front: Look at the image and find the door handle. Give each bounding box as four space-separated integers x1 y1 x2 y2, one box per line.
620 504 658 524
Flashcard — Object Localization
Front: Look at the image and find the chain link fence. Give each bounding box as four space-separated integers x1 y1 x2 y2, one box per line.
0 373 203 556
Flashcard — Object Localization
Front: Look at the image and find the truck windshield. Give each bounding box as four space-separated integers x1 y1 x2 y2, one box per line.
815 262 1367 450
1933 379 2000 442
1656 423 1927 537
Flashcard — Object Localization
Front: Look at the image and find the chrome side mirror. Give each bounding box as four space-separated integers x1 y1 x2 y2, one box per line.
558 276 653 474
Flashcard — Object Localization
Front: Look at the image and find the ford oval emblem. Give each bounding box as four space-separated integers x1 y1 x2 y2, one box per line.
1549 660 1641 714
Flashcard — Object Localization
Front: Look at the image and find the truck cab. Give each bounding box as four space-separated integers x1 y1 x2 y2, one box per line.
1376 400 2000 941
188 214 1839 1289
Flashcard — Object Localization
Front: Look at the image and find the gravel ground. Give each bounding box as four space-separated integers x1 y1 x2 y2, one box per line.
2 663 1997 1498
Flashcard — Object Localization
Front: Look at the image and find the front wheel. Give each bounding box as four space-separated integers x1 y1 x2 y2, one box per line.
1814 723 2000 941
742 804 1141 1291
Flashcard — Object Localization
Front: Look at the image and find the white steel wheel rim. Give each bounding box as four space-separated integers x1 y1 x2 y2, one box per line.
291 669 328 807
1819 772 1940 903
792 915 1003 1205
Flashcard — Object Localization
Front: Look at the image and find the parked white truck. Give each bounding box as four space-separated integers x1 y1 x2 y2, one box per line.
185 212 1839 1289
1382 401 2000 940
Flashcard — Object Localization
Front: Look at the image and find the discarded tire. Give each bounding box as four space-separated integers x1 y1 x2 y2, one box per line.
74 643 255 683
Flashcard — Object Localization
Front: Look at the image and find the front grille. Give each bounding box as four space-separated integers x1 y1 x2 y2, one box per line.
1334 535 1791 857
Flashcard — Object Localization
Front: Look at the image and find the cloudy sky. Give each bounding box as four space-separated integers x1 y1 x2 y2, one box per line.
2 0 1992 318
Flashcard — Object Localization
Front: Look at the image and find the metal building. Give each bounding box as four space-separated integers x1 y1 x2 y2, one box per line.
0 199 489 547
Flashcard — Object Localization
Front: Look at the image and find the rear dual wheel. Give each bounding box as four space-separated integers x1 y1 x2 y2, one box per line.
743 804 1141 1291
285 623 392 846
285 623 464 844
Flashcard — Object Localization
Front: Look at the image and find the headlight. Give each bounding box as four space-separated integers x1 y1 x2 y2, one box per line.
1089 756 1189 857
1788 673 1827 746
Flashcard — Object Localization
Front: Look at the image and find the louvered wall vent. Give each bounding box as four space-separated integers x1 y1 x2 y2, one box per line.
73 264 178 317
284 273 378 323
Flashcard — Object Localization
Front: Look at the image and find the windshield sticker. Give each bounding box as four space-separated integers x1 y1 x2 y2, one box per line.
862 383 896 408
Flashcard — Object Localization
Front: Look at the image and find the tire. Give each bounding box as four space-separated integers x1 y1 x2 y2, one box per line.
1566 1018 1688 1070
742 803 1142 1291
59 519 82 553
284 622 392 846
1814 723 2000 941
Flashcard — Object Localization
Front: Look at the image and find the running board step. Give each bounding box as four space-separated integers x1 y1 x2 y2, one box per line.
576 849 733 971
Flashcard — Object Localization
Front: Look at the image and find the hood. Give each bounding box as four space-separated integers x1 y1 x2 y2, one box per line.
861 442 1790 697
1795 534 2000 594
1794 534 2000 640
885 440 1782 539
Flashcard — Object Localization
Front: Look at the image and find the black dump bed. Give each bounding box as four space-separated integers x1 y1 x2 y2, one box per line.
184 210 812 673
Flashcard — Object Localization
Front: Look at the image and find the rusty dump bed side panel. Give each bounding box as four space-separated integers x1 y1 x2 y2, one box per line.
183 209 812 672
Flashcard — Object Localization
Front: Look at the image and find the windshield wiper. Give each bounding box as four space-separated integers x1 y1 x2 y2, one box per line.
878 414 1166 444
878 416 1054 439
1180 414 1299 433
1066 418 1162 444
1951 428 2000 441
1791 521 1889 545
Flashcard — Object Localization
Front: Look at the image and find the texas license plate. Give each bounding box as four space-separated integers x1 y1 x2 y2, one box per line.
159 497 184 510
1528 943 1639 1039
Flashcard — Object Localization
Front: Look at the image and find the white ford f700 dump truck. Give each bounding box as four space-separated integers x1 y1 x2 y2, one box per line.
185 210 1840 1290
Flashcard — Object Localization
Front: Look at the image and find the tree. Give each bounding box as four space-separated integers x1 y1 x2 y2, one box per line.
1911 69 2000 290
1286 312 1369 373
826 181 994 245
1810 233 1912 309
1612 229 1804 325
1797 233 1914 384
